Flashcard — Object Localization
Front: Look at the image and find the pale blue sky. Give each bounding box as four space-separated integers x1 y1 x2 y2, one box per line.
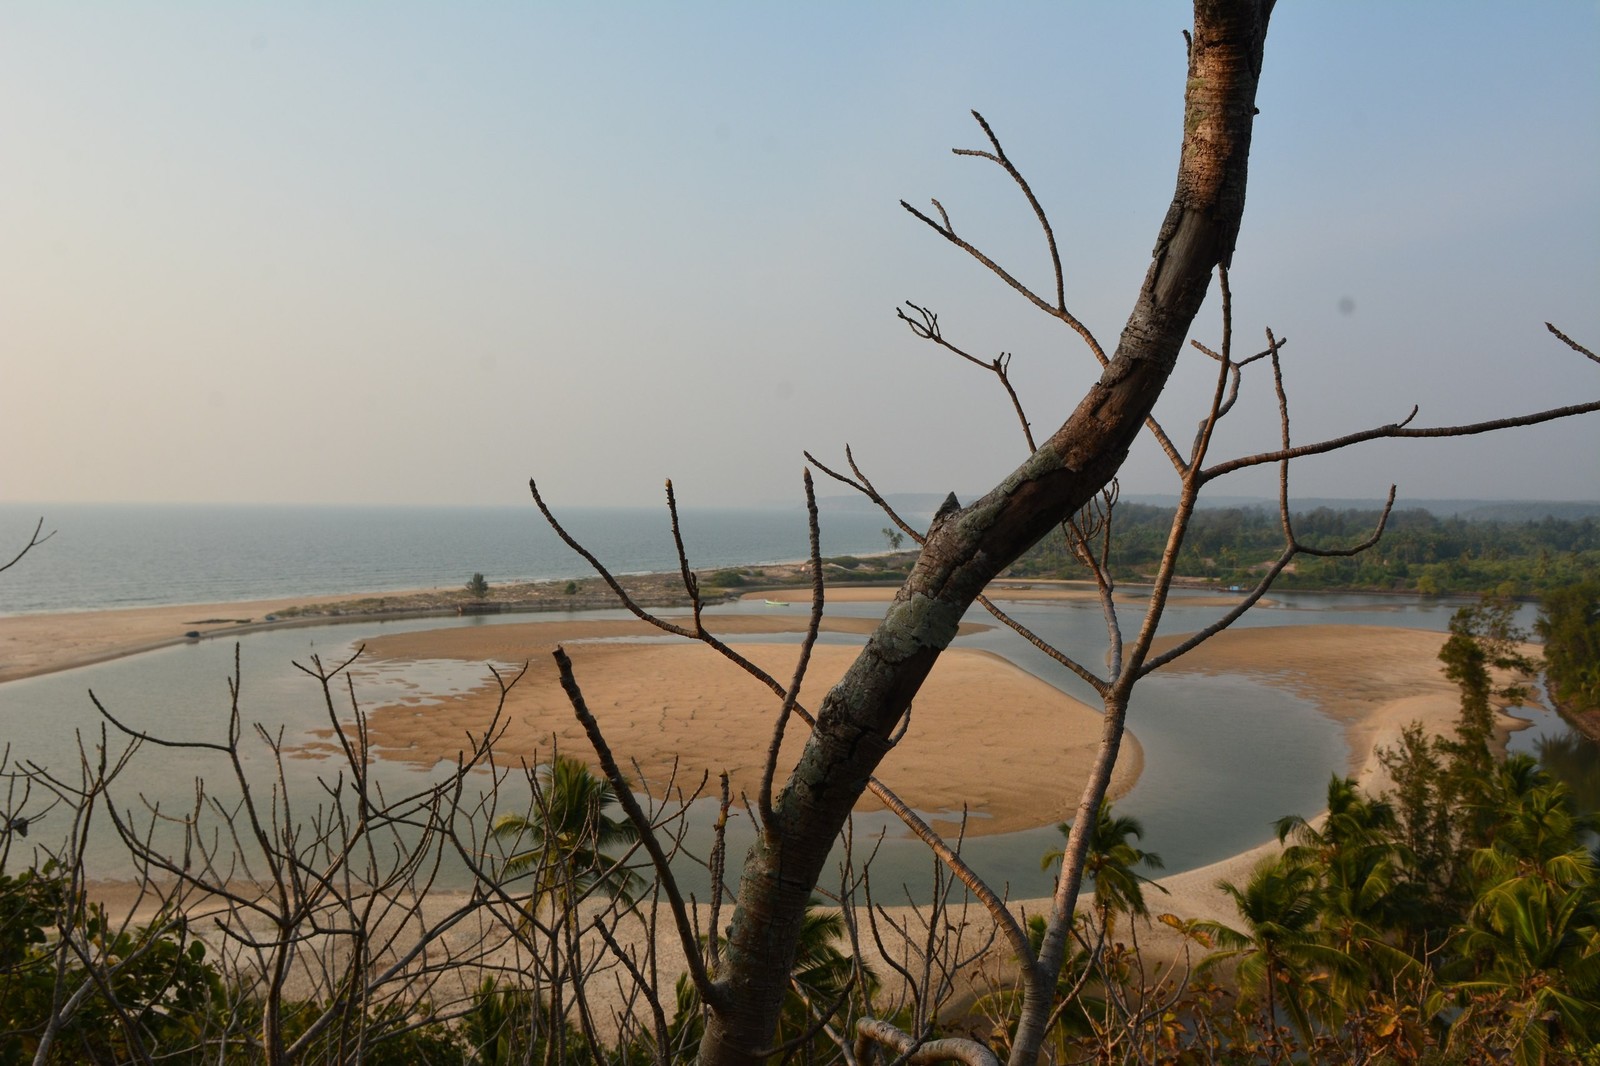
3 3 1596 509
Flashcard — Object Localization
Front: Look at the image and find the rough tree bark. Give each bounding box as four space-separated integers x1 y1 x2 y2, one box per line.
696 3 1277 1063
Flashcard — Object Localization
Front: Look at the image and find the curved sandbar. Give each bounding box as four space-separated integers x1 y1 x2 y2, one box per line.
306 618 1141 837
0 592 395 684
1146 623 1464 776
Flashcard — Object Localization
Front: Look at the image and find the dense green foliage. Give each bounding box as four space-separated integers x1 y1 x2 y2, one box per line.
1006 504 1600 597
0 866 226 1065
1538 581 1600 713
983 600 1600 1064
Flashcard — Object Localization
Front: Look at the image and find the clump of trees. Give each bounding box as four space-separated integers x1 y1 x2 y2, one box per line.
1006 504 1600 597
1539 582 1600 714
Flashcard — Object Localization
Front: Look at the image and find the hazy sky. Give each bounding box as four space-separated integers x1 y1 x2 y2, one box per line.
3 3 1597 510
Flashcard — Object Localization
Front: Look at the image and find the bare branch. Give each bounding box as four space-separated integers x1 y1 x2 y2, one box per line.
854 1017 1000 1066
955 110 1069 317
665 479 706 632
948 111 1108 368
531 479 698 640
1201 326 1598 480
759 469 825 836
898 302 1036 450
900 199 1064 330
708 772 731 972
974 593 1108 696
551 645 722 1009
804 446 926 549
902 111 1190 468
0 516 53 575
1548 320 1599 364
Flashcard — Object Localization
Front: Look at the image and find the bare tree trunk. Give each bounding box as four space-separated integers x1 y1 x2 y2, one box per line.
697 3 1276 1063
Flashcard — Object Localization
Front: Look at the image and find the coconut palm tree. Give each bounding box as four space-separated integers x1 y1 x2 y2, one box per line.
489 756 643 1061
491 754 642 908
1275 776 1420 1015
1451 851 1600 1065
1446 771 1600 1063
1196 856 1352 1059
1042 799 1166 937
1009 802 1168 1060
1481 755 1597 871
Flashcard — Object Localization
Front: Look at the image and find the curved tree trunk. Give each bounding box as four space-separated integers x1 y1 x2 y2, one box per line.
697 3 1276 1062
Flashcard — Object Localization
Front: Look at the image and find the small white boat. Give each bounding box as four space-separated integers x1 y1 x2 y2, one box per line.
763 599 790 607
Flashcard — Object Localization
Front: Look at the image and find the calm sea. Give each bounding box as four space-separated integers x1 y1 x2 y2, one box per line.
0 502 928 616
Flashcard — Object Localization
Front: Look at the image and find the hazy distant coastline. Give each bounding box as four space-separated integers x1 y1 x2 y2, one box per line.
0 503 932 617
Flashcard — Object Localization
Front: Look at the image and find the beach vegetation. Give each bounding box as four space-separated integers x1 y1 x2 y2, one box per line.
466 572 490 598
1195 856 1339 1048
1041 801 1165 938
979 616 1597 1063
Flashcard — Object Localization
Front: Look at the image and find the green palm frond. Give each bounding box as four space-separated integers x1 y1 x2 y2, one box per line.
493 754 642 906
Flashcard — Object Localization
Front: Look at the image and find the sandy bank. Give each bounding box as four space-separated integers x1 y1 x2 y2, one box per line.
0 591 411 685
311 624 1138 838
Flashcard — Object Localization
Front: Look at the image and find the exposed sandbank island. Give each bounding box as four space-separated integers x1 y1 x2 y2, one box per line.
0 567 775 684
307 622 1140 836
